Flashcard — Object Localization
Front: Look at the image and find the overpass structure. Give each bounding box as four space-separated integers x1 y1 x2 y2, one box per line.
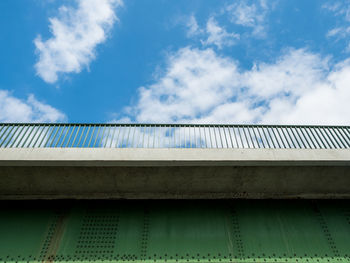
0 123 350 263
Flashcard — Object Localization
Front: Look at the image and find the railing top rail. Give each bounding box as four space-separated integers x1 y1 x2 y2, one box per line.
0 122 349 128
0 123 349 149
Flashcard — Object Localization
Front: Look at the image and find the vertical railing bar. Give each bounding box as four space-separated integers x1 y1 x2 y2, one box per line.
0 125 15 147
23 126 37 148
266 127 276 148
289 127 302 149
222 126 229 148
198 127 202 148
71 125 81 147
0 125 11 146
203 127 207 148
247 126 260 148
313 127 328 149
283 127 293 148
4 125 21 148
285 127 295 148
60 125 71 147
295 127 307 149
66 125 76 147
261 127 271 148
256 127 265 148
98 125 107 147
340 127 350 145
330 128 346 148
227 126 234 148
232 127 239 148
103 126 111 148
49 125 60 147
270 127 281 148
81 126 90 147
337 127 350 147
321 127 336 149
276 127 288 148
131 125 137 148
43 125 55 147
299 127 312 149
10 125 26 148
27 126 40 147
0 125 7 140
286 127 297 149
120 126 127 148
303 127 317 149
213 126 219 148
87 125 96 147
216 126 222 148
194 126 197 148
54 125 66 147
328 127 343 148
141 125 145 148
125 125 131 147
167 126 171 148
317 127 330 149
249 127 257 148
16 125 30 148
208 126 213 148
114 125 122 148
111 125 118 148
93 125 102 147
153 126 156 148
39 126 51 148
32 125 45 148
109 125 117 148
307 127 322 149
147 125 150 148
241 127 250 148
250 127 258 148
237 127 244 148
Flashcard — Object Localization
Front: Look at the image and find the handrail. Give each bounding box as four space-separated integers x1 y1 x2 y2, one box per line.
0 123 349 149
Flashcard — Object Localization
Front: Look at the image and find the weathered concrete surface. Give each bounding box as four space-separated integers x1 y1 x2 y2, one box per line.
0 148 350 166
0 148 349 199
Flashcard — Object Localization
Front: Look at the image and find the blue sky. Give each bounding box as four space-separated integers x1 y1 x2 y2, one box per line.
1 0 350 124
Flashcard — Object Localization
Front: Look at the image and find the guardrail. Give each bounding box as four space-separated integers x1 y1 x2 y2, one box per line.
0 123 349 149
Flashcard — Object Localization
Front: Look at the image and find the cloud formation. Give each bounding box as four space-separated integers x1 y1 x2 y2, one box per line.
201 17 239 49
0 90 66 122
226 0 269 37
34 0 122 83
324 1 350 51
121 47 350 125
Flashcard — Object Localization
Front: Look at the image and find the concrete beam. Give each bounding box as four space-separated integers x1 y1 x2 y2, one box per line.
0 148 350 166
0 148 349 199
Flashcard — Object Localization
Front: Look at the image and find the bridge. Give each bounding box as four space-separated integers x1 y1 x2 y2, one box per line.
0 123 350 263
0 123 349 199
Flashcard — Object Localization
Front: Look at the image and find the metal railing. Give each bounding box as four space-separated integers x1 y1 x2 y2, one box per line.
0 123 349 149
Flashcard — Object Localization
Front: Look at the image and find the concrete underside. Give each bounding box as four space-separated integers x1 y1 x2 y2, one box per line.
0 148 350 199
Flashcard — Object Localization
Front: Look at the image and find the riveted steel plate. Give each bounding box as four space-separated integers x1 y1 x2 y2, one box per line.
0 200 349 263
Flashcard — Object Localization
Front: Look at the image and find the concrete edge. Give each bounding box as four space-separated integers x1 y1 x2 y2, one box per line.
0 148 350 166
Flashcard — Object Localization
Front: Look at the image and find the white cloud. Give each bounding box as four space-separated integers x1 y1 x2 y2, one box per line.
324 1 350 51
34 0 122 83
0 90 66 122
226 0 269 37
120 47 350 125
201 17 239 49
185 15 202 37
323 1 350 22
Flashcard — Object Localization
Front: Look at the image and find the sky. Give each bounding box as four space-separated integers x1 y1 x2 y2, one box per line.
1 0 350 124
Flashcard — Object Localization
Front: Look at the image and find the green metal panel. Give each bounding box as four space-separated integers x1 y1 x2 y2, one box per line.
0 200 349 263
